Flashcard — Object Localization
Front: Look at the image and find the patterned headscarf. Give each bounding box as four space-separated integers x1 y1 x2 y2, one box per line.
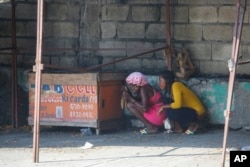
125 72 148 86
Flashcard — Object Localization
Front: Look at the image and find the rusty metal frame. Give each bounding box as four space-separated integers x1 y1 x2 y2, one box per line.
31 0 172 163
11 0 18 128
221 0 246 166
33 0 44 163
164 0 172 70
3 0 247 164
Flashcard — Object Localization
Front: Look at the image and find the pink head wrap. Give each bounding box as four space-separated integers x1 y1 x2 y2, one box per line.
125 72 148 86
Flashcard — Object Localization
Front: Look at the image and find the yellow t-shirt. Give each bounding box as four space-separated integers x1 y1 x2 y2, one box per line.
170 82 205 117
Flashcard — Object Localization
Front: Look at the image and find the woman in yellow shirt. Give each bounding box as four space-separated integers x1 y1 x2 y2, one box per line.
158 70 206 134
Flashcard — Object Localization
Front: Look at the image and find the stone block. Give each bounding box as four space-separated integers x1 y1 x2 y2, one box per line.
154 42 167 58
146 23 166 39
16 4 37 20
212 43 232 61
53 22 79 38
219 6 248 23
102 5 129 21
203 25 233 41
43 22 54 37
126 42 154 57
178 0 208 5
26 22 36 37
0 38 11 48
127 0 150 4
60 55 78 67
101 22 116 38
161 6 189 23
241 25 250 43
237 64 250 74
99 41 126 57
184 43 212 60
0 53 11 64
142 58 166 73
0 21 11 36
199 60 228 74
208 0 235 5
118 23 145 39
79 55 103 68
15 22 26 37
0 5 11 19
190 7 218 23
132 6 160 22
51 56 60 65
43 39 65 55
149 0 165 4
16 39 36 51
46 4 68 21
115 58 142 71
240 45 250 60
219 6 236 23
22 55 35 66
101 57 115 71
41 56 50 65
174 25 202 41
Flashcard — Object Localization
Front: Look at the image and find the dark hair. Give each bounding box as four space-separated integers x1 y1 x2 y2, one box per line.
159 70 175 87
159 70 175 104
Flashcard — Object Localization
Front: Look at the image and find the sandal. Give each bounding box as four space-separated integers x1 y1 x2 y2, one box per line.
164 129 173 134
185 129 195 135
140 128 158 135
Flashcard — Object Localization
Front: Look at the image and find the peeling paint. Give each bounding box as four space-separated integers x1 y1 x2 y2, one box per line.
240 82 250 91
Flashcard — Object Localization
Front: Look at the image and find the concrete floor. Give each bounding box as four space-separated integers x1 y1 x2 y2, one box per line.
0 125 249 167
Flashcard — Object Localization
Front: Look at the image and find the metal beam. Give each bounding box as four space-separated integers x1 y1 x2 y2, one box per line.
221 0 246 166
32 0 44 163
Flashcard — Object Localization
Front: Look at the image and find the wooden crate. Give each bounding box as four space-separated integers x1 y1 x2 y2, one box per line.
28 72 126 135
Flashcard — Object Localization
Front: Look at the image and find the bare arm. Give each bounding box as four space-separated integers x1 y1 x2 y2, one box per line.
158 104 171 115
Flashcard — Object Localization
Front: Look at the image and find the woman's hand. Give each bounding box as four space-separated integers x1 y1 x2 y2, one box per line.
157 105 170 115
122 91 133 103
157 106 165 115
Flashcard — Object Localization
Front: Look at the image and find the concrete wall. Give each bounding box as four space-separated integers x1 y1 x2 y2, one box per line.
1 0 250 126
1 0 250 74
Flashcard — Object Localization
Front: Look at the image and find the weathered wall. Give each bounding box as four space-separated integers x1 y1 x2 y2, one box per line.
1 0 250 74
1 0 250 126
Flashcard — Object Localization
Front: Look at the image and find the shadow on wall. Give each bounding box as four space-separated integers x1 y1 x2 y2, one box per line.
0 70 11 125
0 69 29 126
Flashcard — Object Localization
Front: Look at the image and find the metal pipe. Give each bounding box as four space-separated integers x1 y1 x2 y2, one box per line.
18 47 164 52
164 0 172 70
43 46 168 72
221 0 246 166
11 0 18 128
238 60 250 65
32 0 44 163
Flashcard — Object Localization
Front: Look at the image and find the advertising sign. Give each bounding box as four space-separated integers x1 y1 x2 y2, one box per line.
29 84 98 121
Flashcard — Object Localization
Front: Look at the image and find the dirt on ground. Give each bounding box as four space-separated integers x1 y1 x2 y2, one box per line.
0 125 250 167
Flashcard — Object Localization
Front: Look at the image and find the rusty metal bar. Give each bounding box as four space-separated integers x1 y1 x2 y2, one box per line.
238 60 250 65
165 0 171 47
32 0 44 163
164 0 172 70
43 45 168 72
11 0 18 128
18 47 162 52
221 0 246 166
